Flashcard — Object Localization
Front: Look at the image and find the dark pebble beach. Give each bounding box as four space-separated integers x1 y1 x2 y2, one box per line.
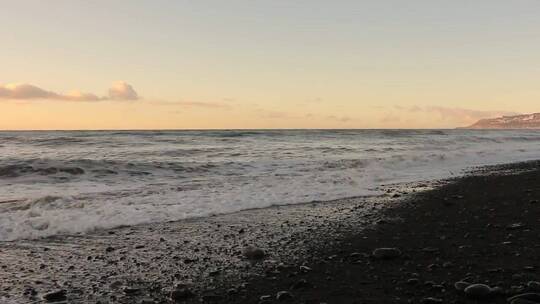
2 161 540 303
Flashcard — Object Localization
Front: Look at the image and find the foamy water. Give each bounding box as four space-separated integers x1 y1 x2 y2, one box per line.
1 129 539 241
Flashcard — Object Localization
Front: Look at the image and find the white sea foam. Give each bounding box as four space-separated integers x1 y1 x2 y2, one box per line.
1 130 540 241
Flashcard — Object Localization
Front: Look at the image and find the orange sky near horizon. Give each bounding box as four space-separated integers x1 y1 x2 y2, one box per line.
2 1 540 130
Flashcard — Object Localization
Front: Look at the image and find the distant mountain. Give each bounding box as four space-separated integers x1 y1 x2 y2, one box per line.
463 113 540 129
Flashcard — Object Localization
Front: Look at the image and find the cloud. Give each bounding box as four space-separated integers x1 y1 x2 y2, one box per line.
150 100 231 109
0 83 59 100
326 115 352 123
393 105 519 124
424 106 519 123
108 81 138 100
380 115 401 123
63 91 102 102
0 82 139 101
258 110 290 119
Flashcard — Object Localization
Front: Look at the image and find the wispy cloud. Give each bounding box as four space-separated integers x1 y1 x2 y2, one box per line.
394 105 519 123
150 100 231 109
0 81 138 101
326 115 353 123
426 106 518 122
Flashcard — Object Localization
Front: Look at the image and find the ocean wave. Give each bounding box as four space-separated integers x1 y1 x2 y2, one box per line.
0 164 85 178
2 129 540 241
0 157 222 182
33 136 88 146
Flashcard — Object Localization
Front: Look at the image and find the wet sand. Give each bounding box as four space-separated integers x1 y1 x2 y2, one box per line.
2 161 540 303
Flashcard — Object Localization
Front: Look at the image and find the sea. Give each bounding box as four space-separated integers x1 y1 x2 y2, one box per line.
1 129 539 241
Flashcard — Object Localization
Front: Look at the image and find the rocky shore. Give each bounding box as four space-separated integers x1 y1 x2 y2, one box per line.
217 161 540 304
2 161 540 303
0 188 400 303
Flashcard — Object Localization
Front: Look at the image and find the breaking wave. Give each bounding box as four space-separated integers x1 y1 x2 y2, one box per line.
1 129 540 241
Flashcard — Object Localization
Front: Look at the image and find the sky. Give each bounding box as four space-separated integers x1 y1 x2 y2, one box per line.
1 0 540 130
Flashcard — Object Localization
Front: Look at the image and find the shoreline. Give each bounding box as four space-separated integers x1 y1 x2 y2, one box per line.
1 187 403 303
1 161 540 303
218 160 540 304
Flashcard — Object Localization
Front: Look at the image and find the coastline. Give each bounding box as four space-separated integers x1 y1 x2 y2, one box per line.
1 161 540 303
221 160 540 304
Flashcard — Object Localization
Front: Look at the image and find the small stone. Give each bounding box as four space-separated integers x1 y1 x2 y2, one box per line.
123 286 140 295
464 284 492 299
510 299 540 304
432 284 445 292
259 295 272 301
507 223 526 230
442 261 454 268
299 265 312 273
243 246 266 260
372 247 401 259
201 293 223 302
527 281 540 291
454 281 471 291
276 291 293 301
421 247 439 253
43 290 67 302
421 297 443 304
508 293 540 303
291 279 312 290
406 278 420 285
490 286 504 295
170 288 195 301
140 299 155 304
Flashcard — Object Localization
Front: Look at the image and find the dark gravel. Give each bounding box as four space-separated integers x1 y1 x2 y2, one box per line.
2 161 540 303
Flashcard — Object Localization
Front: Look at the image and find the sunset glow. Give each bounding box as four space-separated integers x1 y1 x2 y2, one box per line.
2 1 540 129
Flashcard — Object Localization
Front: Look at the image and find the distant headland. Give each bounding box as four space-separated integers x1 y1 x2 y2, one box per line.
462 113 540 129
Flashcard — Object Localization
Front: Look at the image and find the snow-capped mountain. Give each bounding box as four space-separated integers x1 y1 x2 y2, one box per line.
464 113 540 129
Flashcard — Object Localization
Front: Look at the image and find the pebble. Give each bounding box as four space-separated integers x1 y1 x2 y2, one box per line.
259 294 272 301
528 281 540 291
201 293 223 302
421 297 443 304
123 286 140 295
276 290 293 301
299 265 312 273
43 289 67 302
291 279 312 290
170 288 195 301
454 281 471 291
508 293 540 303
464 283 492 299
510 299 540 304
372 247 401 259
507 223 526 230
243 246 266 260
